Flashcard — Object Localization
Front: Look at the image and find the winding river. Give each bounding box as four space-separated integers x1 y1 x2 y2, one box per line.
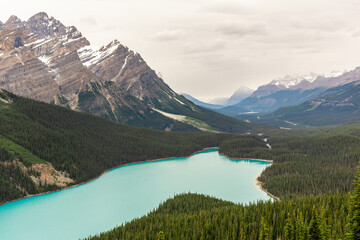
0 149 270 240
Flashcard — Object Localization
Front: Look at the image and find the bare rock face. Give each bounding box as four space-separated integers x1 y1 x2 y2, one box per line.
0 13 93 102
77 40 174 102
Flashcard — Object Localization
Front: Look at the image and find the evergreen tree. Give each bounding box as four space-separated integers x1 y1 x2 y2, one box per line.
285 213 295 240
296 211 306 240
346 165 360 240
158 231 165 240
259 217 269 240
308 205 322 240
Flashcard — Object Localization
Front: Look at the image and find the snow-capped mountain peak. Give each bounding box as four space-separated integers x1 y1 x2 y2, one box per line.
270 73 320 88
324 70 346 78
269 71 346 89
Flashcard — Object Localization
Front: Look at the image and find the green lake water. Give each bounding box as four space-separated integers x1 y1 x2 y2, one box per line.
0 149 270 240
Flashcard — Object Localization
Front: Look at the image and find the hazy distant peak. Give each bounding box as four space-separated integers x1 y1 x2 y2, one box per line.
225 86 254 106
233 86 254 94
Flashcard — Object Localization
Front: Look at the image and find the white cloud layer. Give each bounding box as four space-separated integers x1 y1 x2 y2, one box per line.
1 0 360 99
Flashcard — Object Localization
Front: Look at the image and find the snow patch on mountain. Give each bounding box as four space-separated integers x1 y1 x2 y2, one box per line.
77 41 120 67
38 55 51 65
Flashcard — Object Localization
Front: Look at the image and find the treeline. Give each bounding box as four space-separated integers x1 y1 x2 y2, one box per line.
86 166 360 240
219 129 360 199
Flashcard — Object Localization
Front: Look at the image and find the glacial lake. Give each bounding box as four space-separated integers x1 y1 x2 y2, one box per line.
0 149 270 240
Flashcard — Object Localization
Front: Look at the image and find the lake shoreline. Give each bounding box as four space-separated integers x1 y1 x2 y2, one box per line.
0 147 217 206
217 152 278 201
218 152 273 163
0 147 279 206
255 172 281 202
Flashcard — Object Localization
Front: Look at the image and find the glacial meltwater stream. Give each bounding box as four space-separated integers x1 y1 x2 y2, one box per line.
0 149 270 240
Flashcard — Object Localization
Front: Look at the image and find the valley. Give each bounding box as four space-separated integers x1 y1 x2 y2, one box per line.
1 88 360 240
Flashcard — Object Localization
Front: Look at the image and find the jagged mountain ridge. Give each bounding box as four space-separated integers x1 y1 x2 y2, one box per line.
0 12 252 133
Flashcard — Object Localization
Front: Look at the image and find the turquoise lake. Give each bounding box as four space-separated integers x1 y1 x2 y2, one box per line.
0 149 270 240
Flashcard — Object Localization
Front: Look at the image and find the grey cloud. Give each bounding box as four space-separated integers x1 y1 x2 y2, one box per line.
204 2 250 15
215 22 267 37
298 49 322 54
151 29 185 42
350 29 360 37
79 17 97 26
291 17 346 33
183 40 227 55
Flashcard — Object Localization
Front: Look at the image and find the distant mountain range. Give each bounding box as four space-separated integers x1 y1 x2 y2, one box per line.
213 70 360 119
0 12 253 133
265 80 360 126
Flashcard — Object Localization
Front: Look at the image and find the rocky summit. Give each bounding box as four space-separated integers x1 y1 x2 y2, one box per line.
0 12 251 133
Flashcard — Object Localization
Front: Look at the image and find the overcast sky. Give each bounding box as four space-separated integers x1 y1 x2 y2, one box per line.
2 0 360 101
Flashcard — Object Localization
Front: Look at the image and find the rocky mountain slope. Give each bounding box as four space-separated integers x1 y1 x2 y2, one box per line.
0 12 252 133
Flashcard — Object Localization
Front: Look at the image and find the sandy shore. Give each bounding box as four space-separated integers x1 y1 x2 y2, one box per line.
0 147 279 206
255 171 281 202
